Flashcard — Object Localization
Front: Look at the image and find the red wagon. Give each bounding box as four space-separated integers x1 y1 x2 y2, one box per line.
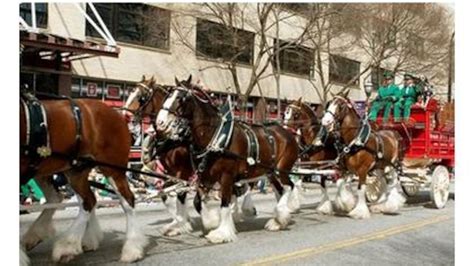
374 98 454 208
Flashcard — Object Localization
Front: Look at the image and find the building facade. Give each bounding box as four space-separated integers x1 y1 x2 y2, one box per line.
20 3 452 120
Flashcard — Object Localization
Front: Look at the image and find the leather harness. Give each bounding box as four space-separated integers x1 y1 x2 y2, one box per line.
20 92 83 185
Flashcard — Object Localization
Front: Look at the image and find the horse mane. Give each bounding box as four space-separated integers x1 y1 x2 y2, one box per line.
333 95 362 121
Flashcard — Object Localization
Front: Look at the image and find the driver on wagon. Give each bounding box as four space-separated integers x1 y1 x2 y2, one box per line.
368 71 399 123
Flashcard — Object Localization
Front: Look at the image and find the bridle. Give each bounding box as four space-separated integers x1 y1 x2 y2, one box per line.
126 82 169 120
284 103 320 133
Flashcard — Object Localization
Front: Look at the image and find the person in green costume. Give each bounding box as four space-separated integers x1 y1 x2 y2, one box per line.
368 71 399 122
394 73 419 122
20 178 45 204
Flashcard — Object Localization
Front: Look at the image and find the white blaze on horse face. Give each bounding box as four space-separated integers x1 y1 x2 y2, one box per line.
322 102 337 127
156 90 179 132
123 88 141 115
283 108 292 126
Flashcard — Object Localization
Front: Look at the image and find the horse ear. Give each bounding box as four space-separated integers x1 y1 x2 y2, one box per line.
141 75 146 82
150 75 156 84
297 97 302 104
175 77 180 86
186 75 192 84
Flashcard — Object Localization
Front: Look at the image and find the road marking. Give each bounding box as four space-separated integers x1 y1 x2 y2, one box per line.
241 215 451 266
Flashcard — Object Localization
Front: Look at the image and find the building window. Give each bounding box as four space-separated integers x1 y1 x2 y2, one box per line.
273 40 314 77
371 67 390 88
86 3 171 49
329 54 360 85
20 3 48 29
196 19 254 65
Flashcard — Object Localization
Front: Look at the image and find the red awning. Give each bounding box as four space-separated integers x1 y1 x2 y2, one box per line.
20 30 120 61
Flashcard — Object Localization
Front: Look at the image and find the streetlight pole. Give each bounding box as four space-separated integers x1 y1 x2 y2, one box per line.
448 32 454 103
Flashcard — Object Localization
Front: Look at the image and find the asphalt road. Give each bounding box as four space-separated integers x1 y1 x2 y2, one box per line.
20 182 455 266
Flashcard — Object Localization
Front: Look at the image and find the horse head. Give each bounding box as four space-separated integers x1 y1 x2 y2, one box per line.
123 75 166 118
283 97 317 133
321 93 357 133
156 76 204 140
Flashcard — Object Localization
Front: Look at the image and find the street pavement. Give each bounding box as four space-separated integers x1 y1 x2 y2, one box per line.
20 182 454 266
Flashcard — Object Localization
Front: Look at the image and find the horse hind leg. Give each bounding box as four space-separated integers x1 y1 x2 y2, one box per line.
52 168 96 263
370 168 406 214
21 176 63 251
102 167 148 262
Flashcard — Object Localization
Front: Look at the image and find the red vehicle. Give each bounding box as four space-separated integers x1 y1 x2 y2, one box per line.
374 98 454 208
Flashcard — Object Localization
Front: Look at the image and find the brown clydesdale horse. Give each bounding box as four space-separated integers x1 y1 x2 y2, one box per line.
156 77 299 243
122 75 257 236
20 95 147 263
320 94 406 219
283 98 356 215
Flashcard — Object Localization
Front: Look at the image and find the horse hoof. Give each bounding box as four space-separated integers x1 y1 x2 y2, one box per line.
316 200 334 215
264 218 282 231
163 221 192 237
205 228 237 244
120 245 143 263
52 238 83 263
348 206 371 219
120 248 144 263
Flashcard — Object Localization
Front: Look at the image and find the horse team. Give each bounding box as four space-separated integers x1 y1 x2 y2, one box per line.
20 75 409 264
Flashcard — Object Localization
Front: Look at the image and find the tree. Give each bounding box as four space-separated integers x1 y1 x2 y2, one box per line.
171 3 320 120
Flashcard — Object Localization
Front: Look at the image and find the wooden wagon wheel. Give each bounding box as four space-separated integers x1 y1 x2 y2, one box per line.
430 165 450 209
365 173 387 203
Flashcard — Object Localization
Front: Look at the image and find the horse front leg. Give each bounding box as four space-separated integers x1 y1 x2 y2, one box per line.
161 192 193 236
348 172 371 219
333 175 356 214
316 176 334 215
205 173 238 244
265 173 293 231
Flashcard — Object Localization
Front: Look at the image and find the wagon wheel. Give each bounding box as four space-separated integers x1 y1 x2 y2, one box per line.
365 174 387 203
430 165 450 209
401 182 419 197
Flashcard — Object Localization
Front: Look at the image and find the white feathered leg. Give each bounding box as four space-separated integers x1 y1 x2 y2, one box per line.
240 188 257 219
333 178 356 213
265 185 292 231
370 176 406 214
22 177 62 251
52 195 89 263
316 186 333 215
288 180 302 213
108 179 148 262
201 198 221 232
81 208 103 251
348 185 371 219
205 207 237 244
161 194 192 236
